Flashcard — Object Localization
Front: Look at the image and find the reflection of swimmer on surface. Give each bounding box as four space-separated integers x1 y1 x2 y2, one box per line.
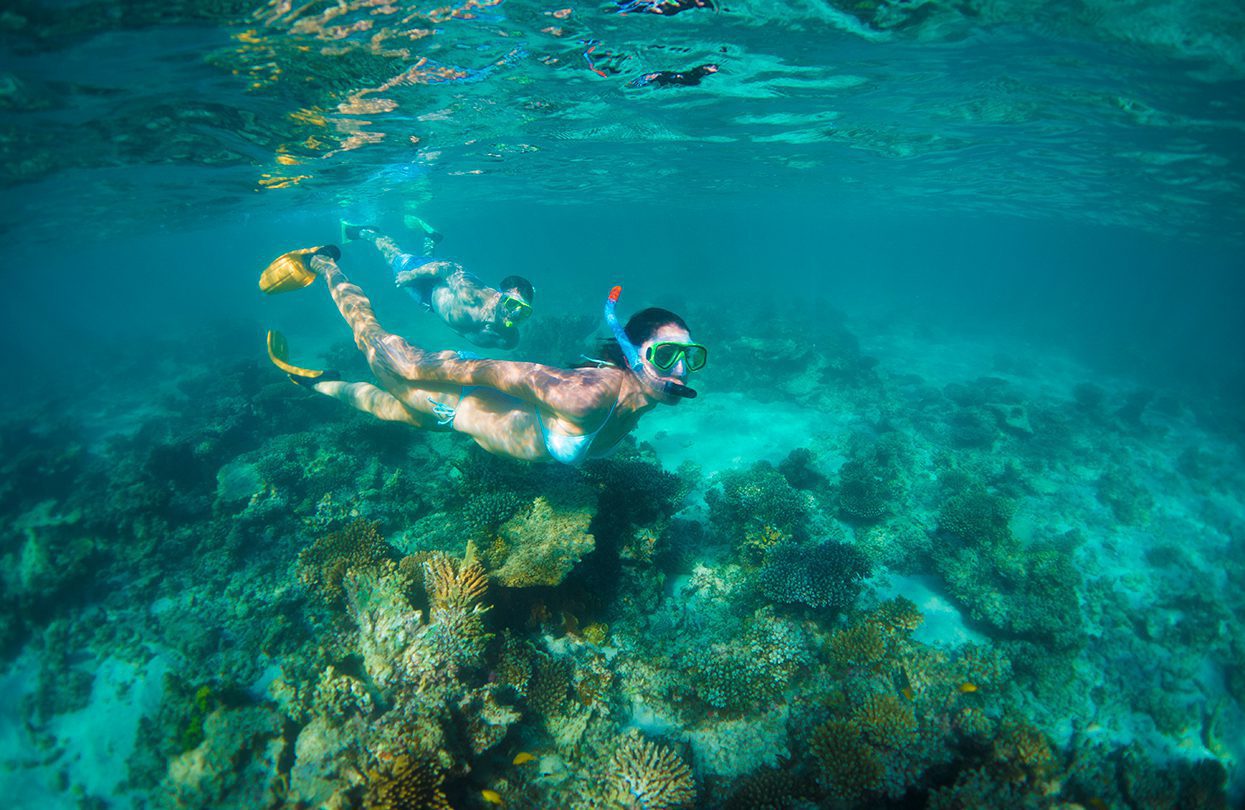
629 63 719 88
338 221 534 350
259 251 707 463
615 0 715 15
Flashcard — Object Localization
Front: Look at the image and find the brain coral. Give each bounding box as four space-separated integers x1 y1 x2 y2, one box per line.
759 541 871 611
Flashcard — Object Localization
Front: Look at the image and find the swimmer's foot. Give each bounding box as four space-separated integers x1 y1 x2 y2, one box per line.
266 330 341 388
340 220 376 243
288 368 342 388
403 213 443 244
259 245 341 294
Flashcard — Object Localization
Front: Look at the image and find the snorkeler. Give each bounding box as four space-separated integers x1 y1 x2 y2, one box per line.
326 221 534 350
629 63 719 89
260 249 706 463
615 0 715 15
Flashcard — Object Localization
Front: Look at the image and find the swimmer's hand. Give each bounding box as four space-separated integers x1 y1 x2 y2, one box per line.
395 270 419 288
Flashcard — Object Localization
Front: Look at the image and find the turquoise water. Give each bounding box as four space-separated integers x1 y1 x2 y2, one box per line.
2 1 1243 808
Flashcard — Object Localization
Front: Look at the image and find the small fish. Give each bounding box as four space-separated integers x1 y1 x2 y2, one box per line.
959 682 978 693
901 687 915 701
512 751 537 765
481 789 504 805
1087 799 1109 810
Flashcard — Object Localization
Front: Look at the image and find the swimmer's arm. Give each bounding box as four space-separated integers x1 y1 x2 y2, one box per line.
405 355 616 417
395 259 459 288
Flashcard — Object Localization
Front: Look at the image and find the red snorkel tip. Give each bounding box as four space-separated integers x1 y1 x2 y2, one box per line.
608 285 622 303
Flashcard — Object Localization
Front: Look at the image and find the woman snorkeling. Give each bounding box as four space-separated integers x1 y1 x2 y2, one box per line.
260 246 706 463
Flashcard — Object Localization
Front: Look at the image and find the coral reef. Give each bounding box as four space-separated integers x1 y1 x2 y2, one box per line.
363 755 452 810
489 496 596 588
297 519 396 607
758 541 871 612
607 733 695 810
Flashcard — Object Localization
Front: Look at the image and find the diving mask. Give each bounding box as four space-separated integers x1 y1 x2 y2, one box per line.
645 341 707 372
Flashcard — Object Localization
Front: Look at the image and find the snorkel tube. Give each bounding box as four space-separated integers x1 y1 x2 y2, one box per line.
604 286 698 399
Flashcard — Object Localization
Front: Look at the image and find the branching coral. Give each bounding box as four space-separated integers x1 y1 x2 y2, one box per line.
759 541 870 612
691 611 811 713
708 462 811 547
364 755 452 810
724 767 808 810
422 545 492 669
937 488 1014 546
853 693 917 750
297 519 395 606
608 733 696 810
808 720 884 802
422 546 488 611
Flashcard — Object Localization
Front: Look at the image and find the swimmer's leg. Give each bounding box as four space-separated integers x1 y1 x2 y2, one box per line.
309 380 445 429
312 255 426 380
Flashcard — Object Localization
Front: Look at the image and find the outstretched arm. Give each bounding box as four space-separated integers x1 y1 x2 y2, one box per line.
394 259 460 288
389 350 620 419
314 253 621 419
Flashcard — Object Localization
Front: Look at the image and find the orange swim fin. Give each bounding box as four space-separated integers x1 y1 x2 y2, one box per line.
266 330 340 387
258 245 341 294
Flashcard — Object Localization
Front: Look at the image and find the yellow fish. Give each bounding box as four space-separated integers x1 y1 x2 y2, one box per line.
901 687 915 701
512 752 537 765
959 682 978 693
481 789 504 805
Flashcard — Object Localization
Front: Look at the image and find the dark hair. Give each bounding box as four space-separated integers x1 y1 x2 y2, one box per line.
588 307 689 368
500 275 535 304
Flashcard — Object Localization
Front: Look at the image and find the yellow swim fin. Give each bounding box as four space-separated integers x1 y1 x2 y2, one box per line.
266 330 340 386
258 245 341 294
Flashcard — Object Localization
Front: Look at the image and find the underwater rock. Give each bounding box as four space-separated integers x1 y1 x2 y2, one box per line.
160 706 286 809
491 496 595 588
288 714 367 806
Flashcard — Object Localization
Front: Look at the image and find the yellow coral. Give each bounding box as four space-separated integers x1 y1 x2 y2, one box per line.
422 544 488 610
608 733 695 810
582 622 610 645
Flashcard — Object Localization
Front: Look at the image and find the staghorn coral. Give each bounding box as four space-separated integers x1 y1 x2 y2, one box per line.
759 541 870 612
364 755 452 810
608 733 696 810
297 519 395 607
492 496 595 588
461 489 524 536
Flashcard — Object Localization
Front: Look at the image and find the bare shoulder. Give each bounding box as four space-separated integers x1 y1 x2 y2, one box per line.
537 365 624 416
